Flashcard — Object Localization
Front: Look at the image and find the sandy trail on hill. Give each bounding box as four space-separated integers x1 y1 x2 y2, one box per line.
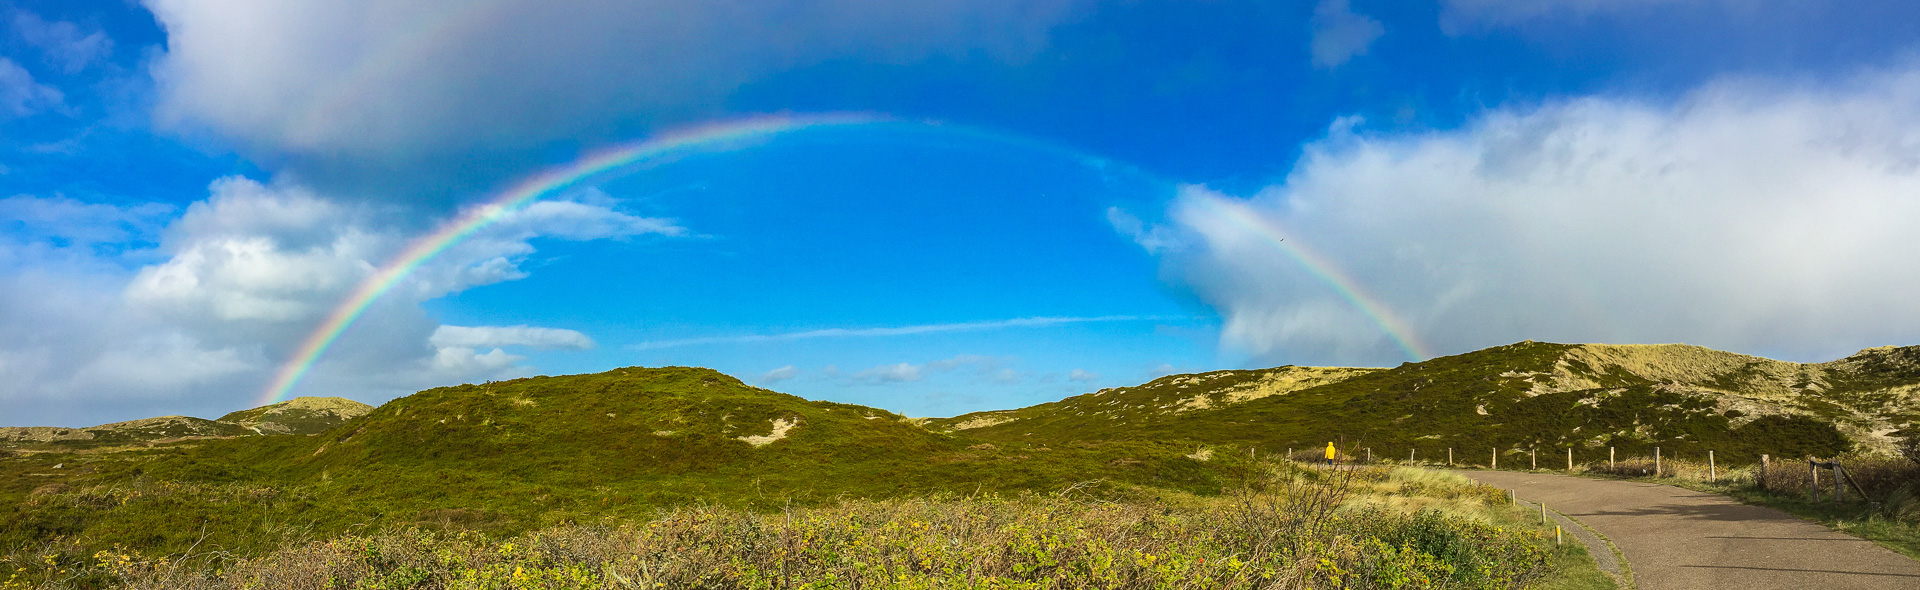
1463 470 1920 590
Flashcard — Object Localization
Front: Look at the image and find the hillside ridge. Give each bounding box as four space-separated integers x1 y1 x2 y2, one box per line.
1 396 373 450
943 341 1920 458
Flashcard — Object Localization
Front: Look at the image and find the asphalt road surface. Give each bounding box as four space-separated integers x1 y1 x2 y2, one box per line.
1463 471 1920 589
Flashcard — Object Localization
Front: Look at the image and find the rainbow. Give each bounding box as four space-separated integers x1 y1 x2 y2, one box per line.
1183 193 1431 362
256 113 884 406
260 114 1431 404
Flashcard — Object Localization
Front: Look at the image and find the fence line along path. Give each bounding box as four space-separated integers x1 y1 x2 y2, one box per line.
1463 470 1920 590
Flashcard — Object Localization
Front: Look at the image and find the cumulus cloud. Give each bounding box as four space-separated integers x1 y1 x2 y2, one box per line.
0 58 63 118
9 11 114 73
2 177 672 424
140 0 1084 192
1309 0 1385 68
128 179 376 323
0 199 255 408
1145 66 1920 365
1067 368 1100 382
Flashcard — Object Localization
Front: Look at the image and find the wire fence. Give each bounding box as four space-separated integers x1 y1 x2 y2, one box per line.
1277 444 1919 506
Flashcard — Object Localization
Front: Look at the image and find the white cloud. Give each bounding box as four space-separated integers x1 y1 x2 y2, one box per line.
9 11 113 73
140 0 1083 185
1146 66 1920 364
428 346 522 375
760 365 800 383
1 177 667 424
853 362 923 384
0 58 63 118
1309 0 1385 69
68 333 256 393
1067 368 1100 382
128 179 377 323
429 325 594 350
1105 207 1175 254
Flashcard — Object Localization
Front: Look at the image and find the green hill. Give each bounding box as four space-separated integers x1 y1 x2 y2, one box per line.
1 397 372 453
0 416 253 451
216 396 374 435
2 367 1254 555
936 341 1919 464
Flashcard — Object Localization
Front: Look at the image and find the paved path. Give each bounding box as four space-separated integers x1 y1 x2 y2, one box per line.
1463 471 1920 590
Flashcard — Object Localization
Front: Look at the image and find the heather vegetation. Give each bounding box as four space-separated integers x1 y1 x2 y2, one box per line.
3 464 1602 589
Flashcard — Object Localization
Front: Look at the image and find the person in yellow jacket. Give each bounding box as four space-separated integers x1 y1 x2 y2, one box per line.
1324 442 1337 466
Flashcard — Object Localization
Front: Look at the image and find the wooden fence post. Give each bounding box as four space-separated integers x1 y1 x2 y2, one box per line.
1567 448 1573 472
1410 448 1416 463
1492 447 1497 469
1759 454 1769 491
1448 447 1453 466
1709 450 1716 482
1809 457 1820 502
1610 446 1615 471
1655 447 1662 477
1532 448 1537 470
1366 447 1371 463
1834 462 1844 503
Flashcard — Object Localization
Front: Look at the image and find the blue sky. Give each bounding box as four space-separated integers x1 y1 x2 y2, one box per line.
6 0 1920 426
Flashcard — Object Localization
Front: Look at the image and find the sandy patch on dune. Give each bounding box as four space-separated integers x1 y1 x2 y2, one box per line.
949 415 1016 430
737 418 798 447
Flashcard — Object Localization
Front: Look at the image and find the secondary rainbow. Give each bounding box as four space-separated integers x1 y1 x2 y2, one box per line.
256 113 883 406
1187 194 1432 362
